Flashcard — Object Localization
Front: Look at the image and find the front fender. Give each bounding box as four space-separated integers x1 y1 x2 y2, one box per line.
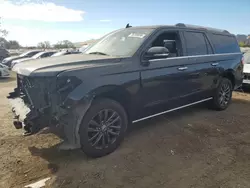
63 71 140 107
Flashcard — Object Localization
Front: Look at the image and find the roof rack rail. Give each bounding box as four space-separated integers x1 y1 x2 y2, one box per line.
175 23 186 27
125 23 132 28
175 23 230 34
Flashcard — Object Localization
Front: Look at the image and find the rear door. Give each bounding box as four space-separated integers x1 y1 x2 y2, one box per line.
183 31 218 98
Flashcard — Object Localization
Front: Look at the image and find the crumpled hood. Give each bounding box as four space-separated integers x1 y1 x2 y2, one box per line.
13 53 121 76
243 64 250 73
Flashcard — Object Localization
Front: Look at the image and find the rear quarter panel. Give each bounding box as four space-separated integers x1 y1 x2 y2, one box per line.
214 53 243 88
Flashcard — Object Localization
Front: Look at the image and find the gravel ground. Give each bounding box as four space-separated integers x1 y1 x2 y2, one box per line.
1 75 250 188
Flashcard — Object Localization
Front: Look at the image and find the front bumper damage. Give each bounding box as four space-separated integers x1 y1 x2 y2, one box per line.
7 75 55 135
9 97 31 132
7 74 93 149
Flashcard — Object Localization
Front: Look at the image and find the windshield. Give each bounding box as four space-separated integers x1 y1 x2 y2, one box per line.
244 52 250 64
32 52 44 59
52 51 67 57
19 51 37 57
84 28 153 57
19 51 32 57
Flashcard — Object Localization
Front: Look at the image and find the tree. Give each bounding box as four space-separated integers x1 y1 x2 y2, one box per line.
0 37 8 48
0 17 8 48
0 17 8 38
239 41 246 47
54 40 75 49
37 41 51 49
6 40 21 49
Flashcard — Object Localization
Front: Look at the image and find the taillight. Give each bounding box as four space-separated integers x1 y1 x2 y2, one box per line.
241 56 244 65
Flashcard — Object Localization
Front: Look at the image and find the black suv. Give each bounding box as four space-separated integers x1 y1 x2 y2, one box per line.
8 23 243 157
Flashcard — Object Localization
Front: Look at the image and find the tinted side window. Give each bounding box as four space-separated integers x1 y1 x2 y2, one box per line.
204 36 213 54
41 53 50 58
150 31 182 57
48 52 55 56
184 32 208 56
27 51 39 57
210 34 240 54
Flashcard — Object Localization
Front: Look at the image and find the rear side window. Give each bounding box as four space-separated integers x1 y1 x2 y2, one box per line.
210 34 240 54
184 32 210 56
41 53 51 58
28 51 39 57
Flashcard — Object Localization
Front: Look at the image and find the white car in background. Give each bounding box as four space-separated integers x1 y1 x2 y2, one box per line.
11 51 56 69
0 63 10 77
243 51 250 85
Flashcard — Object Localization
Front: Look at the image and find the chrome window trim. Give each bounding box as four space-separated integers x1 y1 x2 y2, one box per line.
149 52 242 62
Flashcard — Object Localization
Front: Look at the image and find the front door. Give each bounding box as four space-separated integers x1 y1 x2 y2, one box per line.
136 30 203 119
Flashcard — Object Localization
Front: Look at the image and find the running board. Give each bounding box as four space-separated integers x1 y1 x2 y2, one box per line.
132 97 213 123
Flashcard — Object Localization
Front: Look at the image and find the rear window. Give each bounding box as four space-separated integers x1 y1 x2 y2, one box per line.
184 32 212 56
210 34 240 54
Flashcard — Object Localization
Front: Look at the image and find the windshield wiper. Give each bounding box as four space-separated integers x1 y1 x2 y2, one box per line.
88 52 109 56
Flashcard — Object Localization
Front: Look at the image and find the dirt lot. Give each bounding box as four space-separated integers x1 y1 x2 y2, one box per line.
1 76 250 188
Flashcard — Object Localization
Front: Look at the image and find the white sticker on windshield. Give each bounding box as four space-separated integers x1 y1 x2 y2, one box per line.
128 33 146 38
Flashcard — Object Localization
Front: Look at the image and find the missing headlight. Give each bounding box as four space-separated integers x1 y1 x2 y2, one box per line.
56 76 82 102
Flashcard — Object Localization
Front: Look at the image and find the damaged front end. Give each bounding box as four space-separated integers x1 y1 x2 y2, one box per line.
7 74 85 138
8 74 58 135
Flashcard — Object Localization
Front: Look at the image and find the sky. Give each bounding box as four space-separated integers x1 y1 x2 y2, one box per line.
0 0 249 46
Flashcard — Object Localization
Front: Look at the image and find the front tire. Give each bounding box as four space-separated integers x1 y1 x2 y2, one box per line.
211 78 233 110
79 98 128 158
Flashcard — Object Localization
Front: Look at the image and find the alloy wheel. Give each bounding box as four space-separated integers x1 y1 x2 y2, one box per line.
218 82 231 107
87 109 122 149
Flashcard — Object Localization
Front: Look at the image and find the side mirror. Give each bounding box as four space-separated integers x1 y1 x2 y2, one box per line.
145 47 169 59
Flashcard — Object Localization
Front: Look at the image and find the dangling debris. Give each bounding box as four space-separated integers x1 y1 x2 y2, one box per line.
24 177 51 188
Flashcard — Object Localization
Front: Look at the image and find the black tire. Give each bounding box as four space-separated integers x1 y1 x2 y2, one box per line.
79 98 128 158
211 78 233 111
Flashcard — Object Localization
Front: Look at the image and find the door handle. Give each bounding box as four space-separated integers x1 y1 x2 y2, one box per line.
211 63 219 66
178 67 188 71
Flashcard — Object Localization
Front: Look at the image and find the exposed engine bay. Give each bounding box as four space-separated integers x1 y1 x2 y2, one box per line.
7 74 91 148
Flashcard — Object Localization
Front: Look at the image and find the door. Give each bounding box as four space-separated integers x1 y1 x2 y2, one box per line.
137 30 203 118
183 31 219 98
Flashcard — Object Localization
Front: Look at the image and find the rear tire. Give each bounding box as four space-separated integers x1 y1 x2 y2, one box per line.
211 78 233 111
79 98 128 158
